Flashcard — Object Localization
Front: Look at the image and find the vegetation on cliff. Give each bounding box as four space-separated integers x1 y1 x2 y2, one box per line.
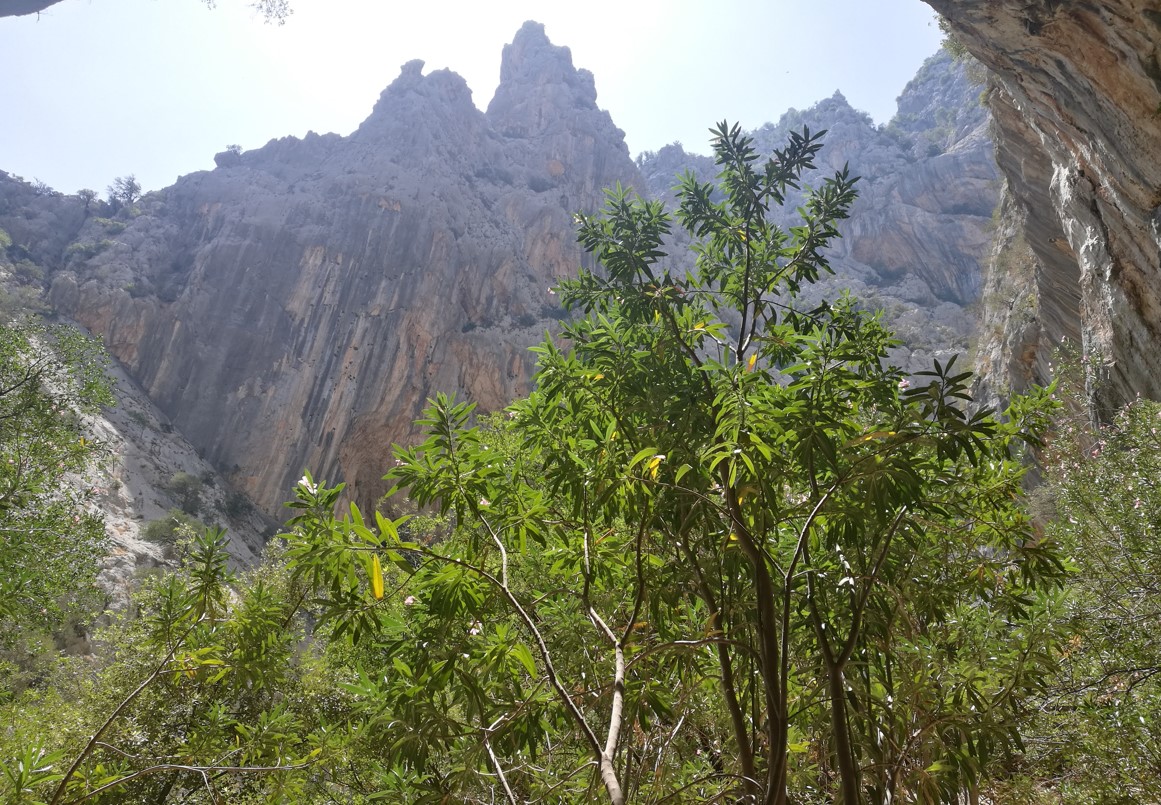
0 126 1092 805
0 317 111 699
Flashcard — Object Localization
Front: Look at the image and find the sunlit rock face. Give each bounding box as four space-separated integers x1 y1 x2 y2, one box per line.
15 30 1003 522
928 0 1161 416
46 22 641 514
638 50 999 376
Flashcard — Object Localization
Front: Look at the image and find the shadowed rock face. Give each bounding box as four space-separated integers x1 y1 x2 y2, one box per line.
45 22 640 514
928 0 1161 415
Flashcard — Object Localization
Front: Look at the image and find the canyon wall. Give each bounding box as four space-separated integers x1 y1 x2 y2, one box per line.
639 51 998 376
3 30 1002 521
43 22 640 513
928 0 1161 415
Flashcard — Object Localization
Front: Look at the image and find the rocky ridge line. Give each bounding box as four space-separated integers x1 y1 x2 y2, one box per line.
41 22 641 515
638 50 997 376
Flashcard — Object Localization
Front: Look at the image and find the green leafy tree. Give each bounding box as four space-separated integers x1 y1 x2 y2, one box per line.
0 528 355 805
287 124 1066 804
76 188 98 214
165 471 204 515
0 317 112 696
1002 377 1161 803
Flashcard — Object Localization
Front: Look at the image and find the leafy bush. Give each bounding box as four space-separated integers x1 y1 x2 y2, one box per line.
165 471 203 515
142 508 207 545
1007 372 1161 802
526 174 555 193
223 490 252 518
92 217 126 234
64 239 114 260
288 124 1065 804
0 318 111 681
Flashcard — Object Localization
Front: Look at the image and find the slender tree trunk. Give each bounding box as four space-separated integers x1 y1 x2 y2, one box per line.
717 638 759 794
827 664 861 805
721 482 789 805
679 536 758 795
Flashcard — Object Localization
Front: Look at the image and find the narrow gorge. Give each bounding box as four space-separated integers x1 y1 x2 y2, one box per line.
2 25 998 520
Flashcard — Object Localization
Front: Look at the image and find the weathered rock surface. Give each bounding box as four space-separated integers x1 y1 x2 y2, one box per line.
70 353 271 610
0 228 269 605
39 22 639 514
4 31 1006 530
639 51 998 375
928 0 1161 416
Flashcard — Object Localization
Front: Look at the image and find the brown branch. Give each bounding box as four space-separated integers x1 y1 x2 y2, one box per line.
62 758 316 805
482 733 519 805
50 617 206 805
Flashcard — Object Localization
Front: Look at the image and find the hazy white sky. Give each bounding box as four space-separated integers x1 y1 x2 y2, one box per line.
1 0 943 194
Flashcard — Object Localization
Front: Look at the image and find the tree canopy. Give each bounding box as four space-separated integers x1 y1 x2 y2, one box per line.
0 123 1079 804
293 122 1067 803
0 317 111 697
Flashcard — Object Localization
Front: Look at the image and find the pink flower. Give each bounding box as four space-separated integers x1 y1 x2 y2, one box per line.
403 595 416 606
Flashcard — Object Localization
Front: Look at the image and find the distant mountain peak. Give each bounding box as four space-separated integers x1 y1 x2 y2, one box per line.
354 57 480 143
487 21 601 137
495 21 595 103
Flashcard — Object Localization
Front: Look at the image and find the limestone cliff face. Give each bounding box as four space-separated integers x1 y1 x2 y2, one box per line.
639 51 998 374
44 22 639 514
928 0 1161 415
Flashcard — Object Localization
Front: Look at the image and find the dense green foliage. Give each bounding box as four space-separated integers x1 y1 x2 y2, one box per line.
7 124 1159 805
992 377 1161 803
1 529 345 804
0 317 112 699
292 124 1066 804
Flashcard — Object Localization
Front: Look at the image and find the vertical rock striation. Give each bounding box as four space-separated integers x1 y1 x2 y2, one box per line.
928 0 1161 414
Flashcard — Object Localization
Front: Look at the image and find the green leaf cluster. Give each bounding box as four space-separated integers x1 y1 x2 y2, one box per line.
0 124 1075 805
1000 373 1161 803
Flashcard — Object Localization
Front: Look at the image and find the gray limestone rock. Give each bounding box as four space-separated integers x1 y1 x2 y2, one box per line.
929 0 1161 416
31 23 641 516
637 51 999 376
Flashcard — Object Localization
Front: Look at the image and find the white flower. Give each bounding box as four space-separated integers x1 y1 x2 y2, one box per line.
298 475 318 494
